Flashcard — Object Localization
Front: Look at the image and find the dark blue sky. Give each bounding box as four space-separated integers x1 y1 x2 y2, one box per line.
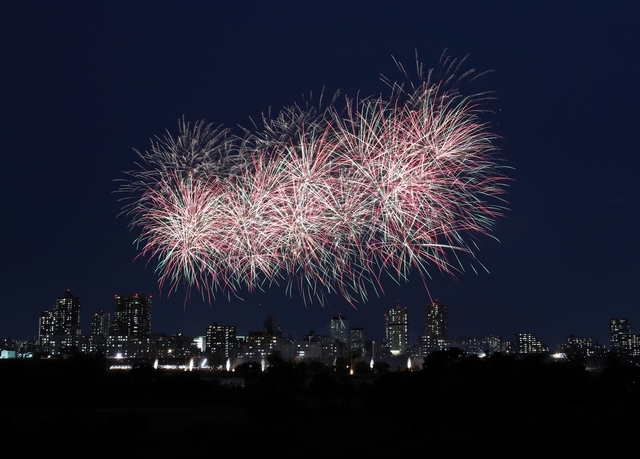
2 1 638 347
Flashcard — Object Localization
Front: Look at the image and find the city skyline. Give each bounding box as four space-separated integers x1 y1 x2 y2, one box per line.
17 283 631 348
1 3 638 348
23 288 622 353
10 285 640 376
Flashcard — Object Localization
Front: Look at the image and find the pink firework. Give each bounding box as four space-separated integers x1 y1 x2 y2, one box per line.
121 53 508 304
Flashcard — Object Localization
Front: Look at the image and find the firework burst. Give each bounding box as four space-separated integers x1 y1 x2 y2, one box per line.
120 52 509 305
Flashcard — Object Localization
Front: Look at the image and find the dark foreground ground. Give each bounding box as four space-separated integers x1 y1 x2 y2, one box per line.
2 351 639 457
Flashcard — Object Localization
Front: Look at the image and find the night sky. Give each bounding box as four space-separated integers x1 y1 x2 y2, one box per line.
2 1 638 348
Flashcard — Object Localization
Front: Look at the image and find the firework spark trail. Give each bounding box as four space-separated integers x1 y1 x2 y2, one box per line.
132 173 222 295
121 53 509 304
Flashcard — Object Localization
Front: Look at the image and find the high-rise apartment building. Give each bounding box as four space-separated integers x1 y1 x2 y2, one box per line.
424 300 448 338
610 317 632 353
38 310 56 345
55 289 81 336
420 300 449 355
38 289 81 352
330 315 349 345
111 294 151 338
350 327 366 356
206 323 237 358
91 310 111 336
385 303 409 356
513 333 548 354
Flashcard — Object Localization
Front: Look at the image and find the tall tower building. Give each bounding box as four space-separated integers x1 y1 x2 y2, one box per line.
385 303 409 356
610 317 632 353
111 294 151 338
424 300 448 338
420 300 448 355
206 323 237 358
330 315 349 345
38 289 81 352
91 310 111 336
54 289 81 337
38 309 56 346
350 327 366 356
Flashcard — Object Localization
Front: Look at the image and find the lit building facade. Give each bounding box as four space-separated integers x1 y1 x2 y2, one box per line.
350 327 366 356
91 310 110 336
52 289 82 337
424 300 448 338
330 315 349 345
513 333 548 354
111 294 151 338
420 300 450 355
294 331 330 360
457 335 502 356
385 303 409 356
294 339 323 359
610 317 633 354
38 310 56 346
206 323 237 358
561 334 608 369
38 289 81 353
238 333 282 359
